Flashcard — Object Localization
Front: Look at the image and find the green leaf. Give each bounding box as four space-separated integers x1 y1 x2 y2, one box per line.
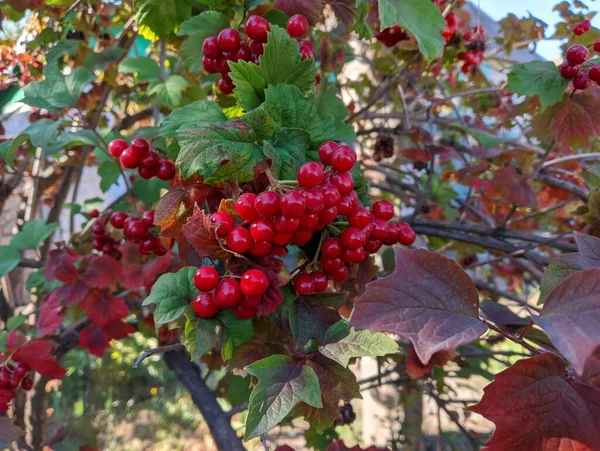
263 9 289 29
11 220 58 250
98 161 121 193
83 48 125 71
21 119 61 152
178 11 230 73
176 119 265 184
219 310 254 361
264 128 310 180
378 0 445 59
229 60 267 111
263 83 318 132
118 56 160 82
46 40 79 62
318 321 400 367
317 78 350 123
183 309 221 359
160 101 227 138
0 134 29 166
133 177 169 205
149 75 189 109
245 355 322 440
46 129 103 154
241 106 275 140
260 25 317 96
0 246 21 277
454 125 504 149
22 64 95 110
506 61 567 110
143 266 199 327
7 314 27 331
134 0 192 40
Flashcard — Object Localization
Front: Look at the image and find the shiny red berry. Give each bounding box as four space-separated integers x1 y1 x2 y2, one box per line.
383 223 400 245
108 139 128 157
321 184 341 207
203 56 217 73
210 211 235 237
215 55 230 74
90 209 99 218
236 193 258 221
124 219 148 241
595 39 600 53
364 240 383 254
218 28 241 52
255 191 280 218
303 188 325 213
281 191 306 218
240 269 269 297
331 146 357 172
193 293 220 318
287 14 309 38
337 196 354 215
272 231 293 246
157 159 176 180
590 65 600 83
275 214 300 233
331 172 354 195
348 206 372 228
248 240 273 257
291 230 313 246
372 200 394 220
344 247 366 263
120 147 140 169
139 238 156 255
241 295 262 309
566 44 589 66
249 39 264 56
318 141 339 166
340 227 366 250
250 218 275 241
21 376 33 391
217 76 234 95
142 210 155 227
231 304 256 320
298 213 319 231
140 150 160 171
215 278 243 308
194 266 220 292
203 36 220 58
573 20 591 36
312 271 328 292
297 162 325 188
560 64 579 80
237 43 252 61
138 165 157 179
573 73 590 90
329 265 348 281
370 218 388 240
322 237 343 259
300 45 313 60
397 222 416 246
319 206 338 224
110 211 128 229
226 227 252 253
246 15 270 42
294 273 314 295
131 138 149 156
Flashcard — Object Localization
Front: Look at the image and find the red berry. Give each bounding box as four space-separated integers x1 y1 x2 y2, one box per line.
299 40 314 52
231 304 256 320
372 200 394 220
318 141 339 166
272 231 293 246
322 237 343 259
573 73 590 90
560 64 579 80
210 211 235 237
218 28 240 52
319 206 338 224
331 172 354 195
13 363 28 378
566 44 589 66
241 295 262 309
237 43 252 61
250 218 275 241
110 211 128 229
329 265 348 282
240 269 269 297
90 209 99 218
248 240 273 257
573 20 591 36
291 230 313 246
249 39 264 56
142 210 155 227
193 293 220 318
92 239 103 250
364 240 382 254
236 193 258 221
340 227 366 250
348 206 372 228
215 278 243 308
131 138 149 156
215 55 231 74
194 266 220 292
298 213 319 231
255 191 280 218
139 238 156 255
138 165 157 179
331 146 357 172
124 219 148 241
344 247 366 263
397 222 416 246
300 45 313 60
337 196 354 215
21 376 33 391
383 223 399 245
595 39 600 53
140 150 160 171
157 159 176 180
217 76 235 95
226 227 252 253
246 15 270 42
590 65 600 83
108 139 128 157
275 214 300 233
312 271 328 292
281 191 306 218
203 36 220 58
203 56 217 73
321 184 341 208
370 219 388 240
287 14 309 38
303 188 325 213
294 273 314 295
120 147 141 169
297 162 325 188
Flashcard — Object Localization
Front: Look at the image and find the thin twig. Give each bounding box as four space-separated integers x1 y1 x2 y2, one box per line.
133 343 184 369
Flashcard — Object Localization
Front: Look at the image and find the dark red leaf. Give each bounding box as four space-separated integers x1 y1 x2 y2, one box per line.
79 326 109 357
46 281 89 307
493 167 537 207
533 268 600 374
155 188 188 229
350 248 488 364
44 248 80 283
471 353 600 450
326 0 355 25
37 297 63 337
182 205 229 261
120 242 171 290
12 341 66 379
82 254 122 288
104 321 136 340
274 0 322 23
6 330 26 350
82 290 129 327
582 349 600 389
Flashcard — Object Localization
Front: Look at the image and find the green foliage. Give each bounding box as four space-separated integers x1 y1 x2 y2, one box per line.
149 75 190 109
506 61 568 109
160 101 227 137
134 0 193 41
118 56 161 82
0 246 22 278
178 11 231 73
11 219 58 250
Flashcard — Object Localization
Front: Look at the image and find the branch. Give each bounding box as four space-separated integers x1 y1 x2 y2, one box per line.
117 108 153 131
536 171 589 201
163 349 246 451
133 343 184 369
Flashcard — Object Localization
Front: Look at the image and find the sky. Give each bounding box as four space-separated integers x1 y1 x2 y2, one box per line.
479 0 599 60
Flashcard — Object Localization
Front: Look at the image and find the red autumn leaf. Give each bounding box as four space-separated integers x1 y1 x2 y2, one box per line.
273 0 322 23
350 248 487 364
104 321 136 340
471 353 600 450
533 268 600 374
6 330 26 350
493 166 537 207
44 248 80 283
406 348 457 380
402 148 433 163
582 349 600 389
46 280 89 307
155 188 188 229
120 242 172 290
79 326 109 357
36 297 63 337
182 205 229 261
12 340 66 379
82 290 129 327
81 254 122 288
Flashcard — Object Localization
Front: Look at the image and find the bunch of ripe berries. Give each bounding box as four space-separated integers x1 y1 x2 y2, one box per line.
0 363 33 413
201 13 314 94
559 20 600 90
108 137 176 181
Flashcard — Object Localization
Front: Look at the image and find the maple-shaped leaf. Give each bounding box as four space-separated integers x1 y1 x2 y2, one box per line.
274 0 322 23
290 293 345 347
81 254 122 289
79 326 110 357
506 61 568 110
82 290 129 328
406 348 457 380
245 355 322 440
12 340 66 379
533 268 600 375
539 232 600 302
532 89 600 146
44 248 80 283
471 353 600 450
182 205 229 261
493 166 537 207
104 321 136 340
37 296 63 337
46 280 88 307
318 321 400 368
350 248 488 364
119 242 172 290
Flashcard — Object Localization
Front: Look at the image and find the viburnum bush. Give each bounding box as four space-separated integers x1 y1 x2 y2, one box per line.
2 0 600 450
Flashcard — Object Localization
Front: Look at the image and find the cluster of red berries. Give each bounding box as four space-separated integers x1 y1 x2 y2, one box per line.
559 21 600 90
202 13 313 95
192 266 269 320
0 363 33 413
108 138 176 181
375 25 408 47
91 216 122 257
458 26 486 73
441 12 459 44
